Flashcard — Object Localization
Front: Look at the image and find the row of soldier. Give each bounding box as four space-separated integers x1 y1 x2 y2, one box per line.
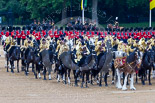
2 26 154 67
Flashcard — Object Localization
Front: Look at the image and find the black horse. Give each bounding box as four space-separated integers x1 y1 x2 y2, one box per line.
40 49 53 80
139 49 154 85
91 40 113 87
33 41 43 79
58 51 79 85
78 52 96 88
6 46 21 73
23 46 35 75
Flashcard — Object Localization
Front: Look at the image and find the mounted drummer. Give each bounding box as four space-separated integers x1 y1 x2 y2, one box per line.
56 38 69 59
75 40 90 66
95 40 106 66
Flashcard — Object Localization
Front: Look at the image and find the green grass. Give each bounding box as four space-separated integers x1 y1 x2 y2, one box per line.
119 22 155 28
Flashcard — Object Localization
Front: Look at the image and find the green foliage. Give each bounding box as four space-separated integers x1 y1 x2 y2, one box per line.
0 0 153 24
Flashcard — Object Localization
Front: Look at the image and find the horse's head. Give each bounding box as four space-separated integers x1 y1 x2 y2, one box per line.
148 49 155 65
14 46 21 60
135 49 142 68
28 47 35 60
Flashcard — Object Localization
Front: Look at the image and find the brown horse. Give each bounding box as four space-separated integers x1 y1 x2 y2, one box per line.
115 49 142 91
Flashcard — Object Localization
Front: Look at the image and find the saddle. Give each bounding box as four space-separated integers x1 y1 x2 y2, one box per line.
114 56 127 68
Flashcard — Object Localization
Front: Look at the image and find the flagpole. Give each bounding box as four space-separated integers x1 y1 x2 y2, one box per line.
149 9 152 27
82 8 84 25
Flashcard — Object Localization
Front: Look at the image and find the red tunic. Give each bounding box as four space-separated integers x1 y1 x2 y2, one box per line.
27 30 30 36
129 32 132 37
35 32 41 40
16 31 21 38
134 33 137 39
143 32 147 39
147 32 152 39
117 34 121 40
49 30 54 38
32 31 36 35
6 31 9 37
21 32 26 39
54 31 59 38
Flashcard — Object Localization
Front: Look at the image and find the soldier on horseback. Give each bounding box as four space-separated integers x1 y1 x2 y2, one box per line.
56 38 69 59
75 40 90 67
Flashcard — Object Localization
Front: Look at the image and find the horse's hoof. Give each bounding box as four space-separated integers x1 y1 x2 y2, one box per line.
57 80 60 82
74 84 78 87
142 82 145 85
130 87 136 90
122 87 128 91
49 78 52 80
85 86 89 88
64 81 67 84
117 85 122 89
99 84 102 87
44 78 47 80
25 73 28 76
149 83 152 85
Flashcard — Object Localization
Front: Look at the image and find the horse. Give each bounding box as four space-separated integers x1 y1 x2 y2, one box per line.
6 46 21 73
78 52 96 88
59 51 79 85
98 40 114 86
115 49 142 91
24 46 35 76
139 49 154 85
32 41 43 79
40 49 53 80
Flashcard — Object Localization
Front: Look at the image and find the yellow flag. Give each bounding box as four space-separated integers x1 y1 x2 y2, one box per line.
150 0 155 10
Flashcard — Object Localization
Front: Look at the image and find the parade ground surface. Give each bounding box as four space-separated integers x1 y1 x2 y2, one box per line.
0 45 155 103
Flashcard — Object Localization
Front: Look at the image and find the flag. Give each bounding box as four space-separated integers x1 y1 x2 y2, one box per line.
81 0 87 10
150 0 155 10
81 0 84 10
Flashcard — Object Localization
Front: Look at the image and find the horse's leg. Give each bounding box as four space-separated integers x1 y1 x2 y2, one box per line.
142 70 146 85
148 68 152 85
86 71 89 88
25 63 29 76
112 65 115 85
104 72 108 86
116 69 122 89
127 74 130 85
81 72 84 88
34 64 37 79
67 69 71 84
32 63 34 72
135 73 138 84
130 73 136 90
96 74 99 85
90 72 93 85
122 73 129 91
73 70 78 86
7 57 9 72
62 68 67 84
38 65 41 79
17 60 19 73
99 72 102 87
10 60 14 73
48 66 52 80
43 67 47 80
